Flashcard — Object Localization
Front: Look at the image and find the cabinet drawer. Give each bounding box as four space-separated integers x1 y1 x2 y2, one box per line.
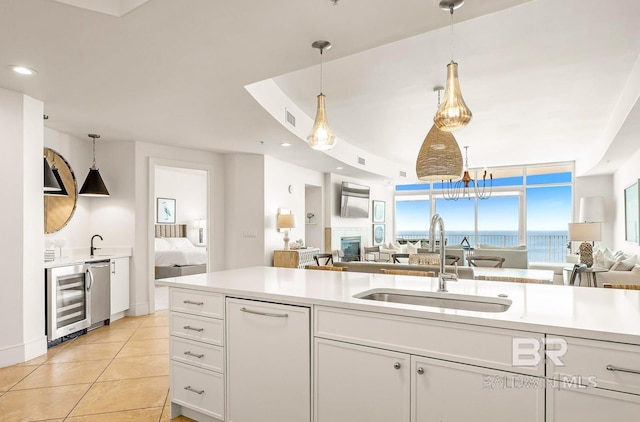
170 288 224 318
171 312 224 346
548 337 640 394
315 306 543 376
171 361 224 420
171 337 224 373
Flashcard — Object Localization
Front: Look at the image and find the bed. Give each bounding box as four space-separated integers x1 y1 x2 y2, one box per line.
154 224 207 279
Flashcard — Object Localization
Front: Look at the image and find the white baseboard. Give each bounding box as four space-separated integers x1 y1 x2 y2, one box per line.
128 301 151 316
0 335 47 368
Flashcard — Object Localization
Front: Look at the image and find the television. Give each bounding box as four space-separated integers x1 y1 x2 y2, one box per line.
340 182 370 218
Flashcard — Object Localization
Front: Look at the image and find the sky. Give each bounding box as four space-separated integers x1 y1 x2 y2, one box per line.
396 173 572 233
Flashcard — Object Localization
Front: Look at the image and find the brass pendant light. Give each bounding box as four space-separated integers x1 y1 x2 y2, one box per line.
416 88 463 181
307 40 336 151
433 0 472 132
79 134 110 197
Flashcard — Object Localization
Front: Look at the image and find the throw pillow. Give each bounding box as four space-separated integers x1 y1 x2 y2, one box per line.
611 255 638 271
406 242 419 254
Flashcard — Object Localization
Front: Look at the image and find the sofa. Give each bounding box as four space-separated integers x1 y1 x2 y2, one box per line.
333 261 475 279
380 241 465 265
472 244 528 269
589 247 640 287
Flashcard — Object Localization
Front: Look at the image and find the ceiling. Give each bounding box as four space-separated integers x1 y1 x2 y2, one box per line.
1 0 639 182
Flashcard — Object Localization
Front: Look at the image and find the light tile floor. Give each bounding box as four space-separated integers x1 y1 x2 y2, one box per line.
0 310 193 422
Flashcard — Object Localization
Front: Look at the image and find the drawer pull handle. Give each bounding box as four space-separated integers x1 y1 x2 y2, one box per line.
183 300 204 306
393 362 401 370
184 351 205 359
183 325 204 332
184 386 205 395
240 307 288 318
417 367 424 375
606 364 640 375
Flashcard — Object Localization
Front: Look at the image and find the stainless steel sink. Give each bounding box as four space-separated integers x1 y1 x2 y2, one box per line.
354 289 512 313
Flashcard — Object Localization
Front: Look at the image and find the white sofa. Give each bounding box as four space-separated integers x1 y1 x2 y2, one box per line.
472 244 528 269
380 242 465 264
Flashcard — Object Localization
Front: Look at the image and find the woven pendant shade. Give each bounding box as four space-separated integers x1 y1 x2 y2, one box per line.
416 124 463 181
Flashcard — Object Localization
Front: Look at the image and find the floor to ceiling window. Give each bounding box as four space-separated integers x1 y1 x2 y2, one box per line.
394 163 573 263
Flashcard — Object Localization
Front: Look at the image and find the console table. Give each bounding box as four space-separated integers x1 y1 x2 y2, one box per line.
273 248 320 269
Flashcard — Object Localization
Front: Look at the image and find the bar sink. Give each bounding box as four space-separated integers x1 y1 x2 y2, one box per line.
354 289 512 313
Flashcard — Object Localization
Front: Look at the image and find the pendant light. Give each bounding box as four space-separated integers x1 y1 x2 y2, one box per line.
79 134 110 196
307 40 336 151
416 88 463 181
44 156 61 192
442 146 493 200
433 0 472 132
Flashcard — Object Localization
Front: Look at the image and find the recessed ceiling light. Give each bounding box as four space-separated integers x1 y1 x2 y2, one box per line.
336 166 343 170
10 65 37 76
281 142 292 147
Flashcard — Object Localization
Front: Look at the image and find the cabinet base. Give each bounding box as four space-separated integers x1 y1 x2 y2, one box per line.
171 402 222 422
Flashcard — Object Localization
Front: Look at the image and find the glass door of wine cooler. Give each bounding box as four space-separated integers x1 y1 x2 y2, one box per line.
46 264 91 341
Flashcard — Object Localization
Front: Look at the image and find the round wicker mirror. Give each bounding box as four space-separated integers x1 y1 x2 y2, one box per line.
44 148 78 233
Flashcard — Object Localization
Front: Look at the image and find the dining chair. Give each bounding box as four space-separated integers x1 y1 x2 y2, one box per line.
602 283 640 290
380 269 436 277
313 253 334 266
305 265 345 271
467 255 505 268
363 246 390 262
476 275 547 284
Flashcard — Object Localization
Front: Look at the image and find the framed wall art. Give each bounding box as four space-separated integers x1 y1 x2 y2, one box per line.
625 181 639 243
157 197 176 224
372 200 385 223
373 224 385 245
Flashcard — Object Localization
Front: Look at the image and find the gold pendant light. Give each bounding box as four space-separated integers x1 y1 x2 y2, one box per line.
416 88 463 181
433 0 472 132
307 40 336 151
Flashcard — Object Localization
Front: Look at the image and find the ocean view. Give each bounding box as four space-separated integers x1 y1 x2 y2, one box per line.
396 230 569 263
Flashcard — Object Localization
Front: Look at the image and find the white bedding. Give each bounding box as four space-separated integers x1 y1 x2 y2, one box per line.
154 237 207 266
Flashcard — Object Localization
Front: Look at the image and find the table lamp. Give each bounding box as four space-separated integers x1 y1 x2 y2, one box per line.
568 222 601 267
277 214 296 250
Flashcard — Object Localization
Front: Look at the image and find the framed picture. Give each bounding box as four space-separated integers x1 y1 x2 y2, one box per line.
373 224 385 245
157 197 176 224
625 181 639 243
372 200 385 223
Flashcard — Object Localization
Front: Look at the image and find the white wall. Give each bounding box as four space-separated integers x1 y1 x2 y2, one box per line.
264 156 324 264
0 88 46 367
574 174 614 248
155 166 207 245
613 148 640 256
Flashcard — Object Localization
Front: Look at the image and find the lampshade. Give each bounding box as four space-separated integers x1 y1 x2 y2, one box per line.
568 223 601 242
578 197 605 222
79 168 110 196
416 124 463 181
79 134 110 197
308 94 336 150
433 61 472 132
44 157 61 192
277 214 296 229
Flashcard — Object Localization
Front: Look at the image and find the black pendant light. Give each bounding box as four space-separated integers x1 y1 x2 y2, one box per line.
44 156 61 193
79 134 110 196
47 155 69 196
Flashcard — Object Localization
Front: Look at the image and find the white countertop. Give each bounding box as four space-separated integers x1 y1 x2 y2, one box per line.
44 252 131 268
156 266 640 344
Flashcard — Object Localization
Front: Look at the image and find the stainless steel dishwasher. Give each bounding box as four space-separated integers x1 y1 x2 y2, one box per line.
88 260 111 328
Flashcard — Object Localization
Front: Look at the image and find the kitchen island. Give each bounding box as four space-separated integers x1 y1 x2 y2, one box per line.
157 266 640 422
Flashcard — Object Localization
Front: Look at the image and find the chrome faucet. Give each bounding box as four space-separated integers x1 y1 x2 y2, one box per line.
429 214 458 292
90 234 103 256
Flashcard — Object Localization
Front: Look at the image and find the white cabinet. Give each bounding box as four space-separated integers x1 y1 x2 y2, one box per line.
315 338 410 422
110 257 129 315
226 298 310 422
169 288 225 422
412 356 544 422
546 336 640 419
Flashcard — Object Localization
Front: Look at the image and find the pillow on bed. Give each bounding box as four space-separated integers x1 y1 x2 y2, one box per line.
165 237 195 249
154 237 171 251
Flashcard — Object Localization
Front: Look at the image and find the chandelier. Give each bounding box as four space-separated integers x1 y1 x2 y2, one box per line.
442 146 492 200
